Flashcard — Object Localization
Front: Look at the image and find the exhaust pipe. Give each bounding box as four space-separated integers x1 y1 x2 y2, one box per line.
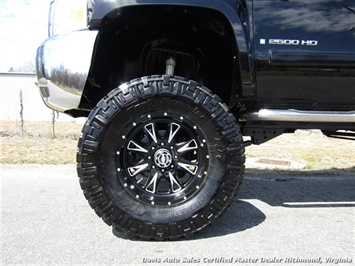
240 109 355 123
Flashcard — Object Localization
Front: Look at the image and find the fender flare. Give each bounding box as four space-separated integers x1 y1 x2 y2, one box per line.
89 0 253 97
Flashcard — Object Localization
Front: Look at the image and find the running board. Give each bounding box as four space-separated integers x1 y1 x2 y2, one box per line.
241 109 355 123
322 130 355 141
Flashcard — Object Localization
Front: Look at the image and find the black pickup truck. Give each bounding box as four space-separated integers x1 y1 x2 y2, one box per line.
36 0 355 240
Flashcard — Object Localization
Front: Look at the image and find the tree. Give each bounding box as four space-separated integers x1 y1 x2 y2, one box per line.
9 59 36 73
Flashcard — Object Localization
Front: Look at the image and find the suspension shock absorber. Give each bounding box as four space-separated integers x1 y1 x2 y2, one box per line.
165 57 176 76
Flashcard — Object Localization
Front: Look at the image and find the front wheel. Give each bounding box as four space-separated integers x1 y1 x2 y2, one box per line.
77 75 245 240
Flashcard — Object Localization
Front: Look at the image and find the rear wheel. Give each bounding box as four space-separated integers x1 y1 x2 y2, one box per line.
77 75 245 240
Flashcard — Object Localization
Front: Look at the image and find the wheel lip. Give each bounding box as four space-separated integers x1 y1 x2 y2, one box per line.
115 110 210 206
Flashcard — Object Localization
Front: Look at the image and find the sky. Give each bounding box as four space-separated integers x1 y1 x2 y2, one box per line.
0 0 49 72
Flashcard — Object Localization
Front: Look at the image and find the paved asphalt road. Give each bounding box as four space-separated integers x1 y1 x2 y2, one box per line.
2 164 354 265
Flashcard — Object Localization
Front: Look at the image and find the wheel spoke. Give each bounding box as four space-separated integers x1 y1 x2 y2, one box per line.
122 112 207 201
178 162 198 175
168 172 182 192
177 139 198 153
144 123 158 143
127 163 149 177
145 172 159 193
127 140 148 153
168 122 181 143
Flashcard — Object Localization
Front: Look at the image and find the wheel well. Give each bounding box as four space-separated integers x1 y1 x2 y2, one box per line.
80 5 241 110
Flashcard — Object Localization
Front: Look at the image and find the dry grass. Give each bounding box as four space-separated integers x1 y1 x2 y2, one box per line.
1 121 354 171
246 130 355 171
0 120 83 139
0 137 77 164
1 121 81 164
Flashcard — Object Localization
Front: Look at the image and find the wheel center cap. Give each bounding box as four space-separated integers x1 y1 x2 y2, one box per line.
154 148 172 168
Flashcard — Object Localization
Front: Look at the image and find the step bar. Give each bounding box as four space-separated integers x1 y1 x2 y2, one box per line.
240 109 355 123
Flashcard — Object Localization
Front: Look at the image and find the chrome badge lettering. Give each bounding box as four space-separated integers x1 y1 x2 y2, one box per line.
260 39 318 46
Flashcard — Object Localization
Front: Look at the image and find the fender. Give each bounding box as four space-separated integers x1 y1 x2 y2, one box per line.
89 0 253 98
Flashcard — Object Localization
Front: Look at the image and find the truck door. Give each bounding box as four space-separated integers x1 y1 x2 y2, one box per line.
253 0 355 110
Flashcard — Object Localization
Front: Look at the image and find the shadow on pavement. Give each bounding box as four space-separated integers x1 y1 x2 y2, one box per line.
113 167 354 241
194 167 355 239
242 167 355 207
113 199 267 241
191 199 266 240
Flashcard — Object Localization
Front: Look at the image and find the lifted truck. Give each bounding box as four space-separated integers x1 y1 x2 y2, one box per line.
36 0 355 240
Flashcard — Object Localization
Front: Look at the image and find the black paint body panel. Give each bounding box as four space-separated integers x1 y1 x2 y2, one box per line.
252 0 355 110
88 0 355 111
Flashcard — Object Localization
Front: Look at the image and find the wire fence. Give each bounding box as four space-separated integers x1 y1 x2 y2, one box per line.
0 72 85 138
0 120 84 139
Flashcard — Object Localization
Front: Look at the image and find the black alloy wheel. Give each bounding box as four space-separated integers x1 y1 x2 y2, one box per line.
119 112 209 206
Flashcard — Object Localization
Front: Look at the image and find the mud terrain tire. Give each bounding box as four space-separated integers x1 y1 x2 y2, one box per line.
77 75 245 240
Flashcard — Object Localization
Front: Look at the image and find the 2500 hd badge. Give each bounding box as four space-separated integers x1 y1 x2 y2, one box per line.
260 39 318 46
